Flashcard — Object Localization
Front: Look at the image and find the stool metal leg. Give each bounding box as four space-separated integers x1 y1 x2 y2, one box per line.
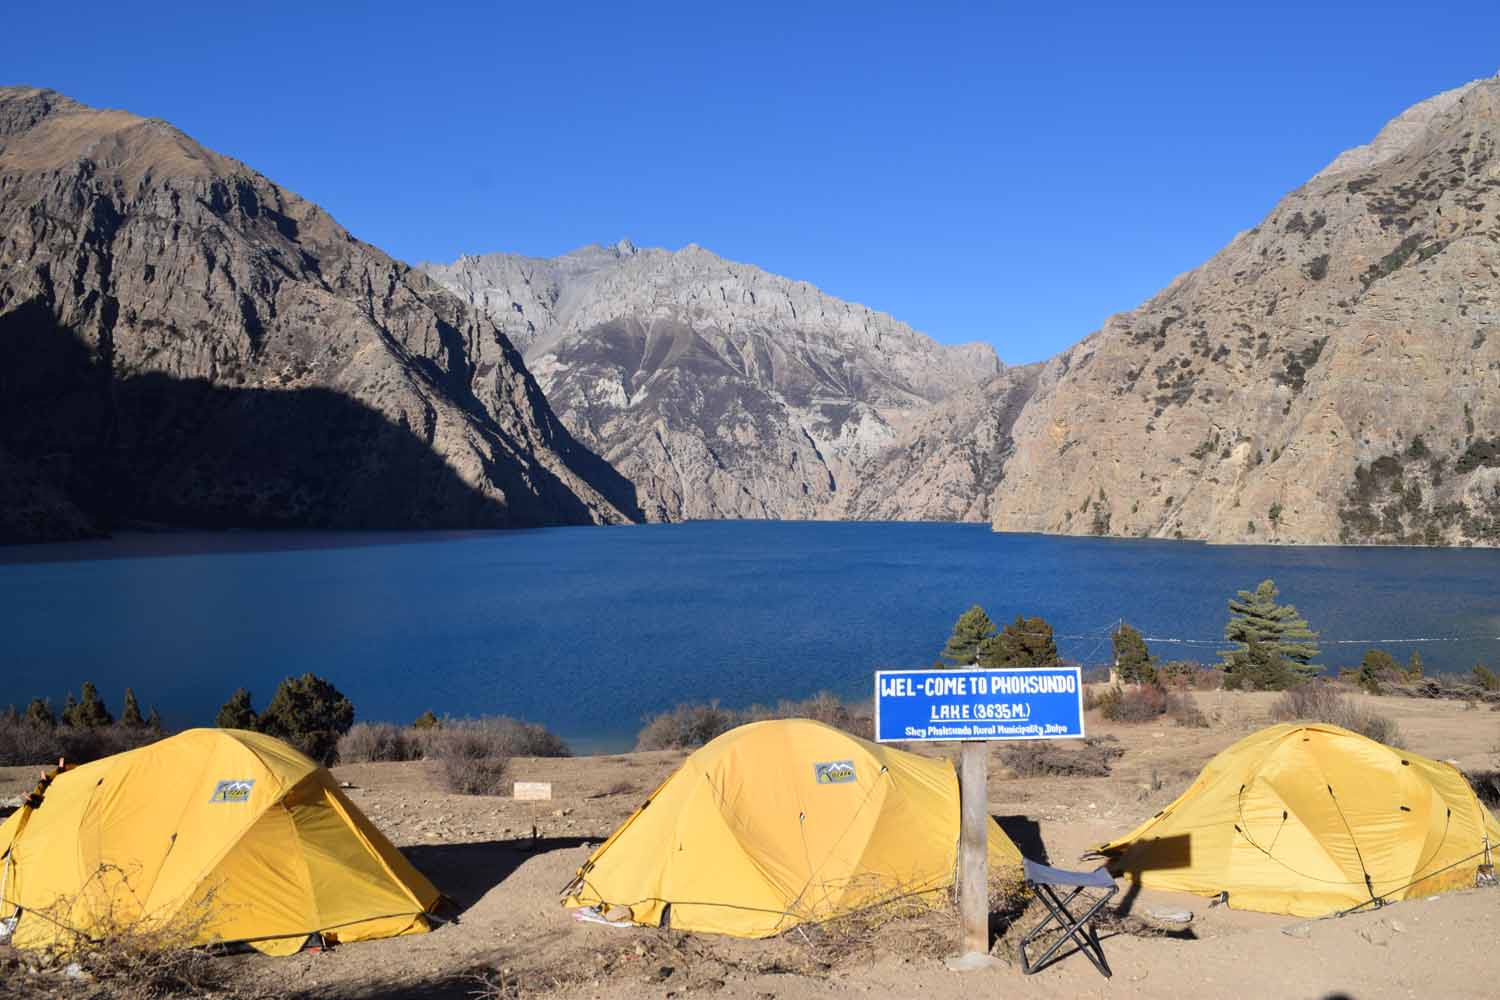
1018 882 1117 978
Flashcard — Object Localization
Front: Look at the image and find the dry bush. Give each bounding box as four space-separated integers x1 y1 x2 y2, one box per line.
336 722 427 763
0 719 62 766
635 702 742 750
744 692 873 740
1166 691 1209 727
1268 681 1403 746
1001 736 1124 777
14 865 253 999
1099 684 1166 722
0 720 161 767
1466 769 1500 808
471 717 570 758
431 722 515 795
636 694 872 751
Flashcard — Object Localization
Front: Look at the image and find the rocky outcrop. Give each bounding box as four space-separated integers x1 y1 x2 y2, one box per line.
423 243 1002 520
831 365 1041 522
0 87 639 542
989 76 1500 545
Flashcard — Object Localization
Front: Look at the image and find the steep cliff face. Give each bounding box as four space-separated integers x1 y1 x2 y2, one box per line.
422 243 1002 520
831 365 1041 522
0 88 639 542
990 76 1500 545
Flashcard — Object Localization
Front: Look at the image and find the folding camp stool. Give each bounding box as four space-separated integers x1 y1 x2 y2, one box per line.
1018 858 1118 978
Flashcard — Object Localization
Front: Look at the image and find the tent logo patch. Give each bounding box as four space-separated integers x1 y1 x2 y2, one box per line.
814 760 856 784
208 780 255 804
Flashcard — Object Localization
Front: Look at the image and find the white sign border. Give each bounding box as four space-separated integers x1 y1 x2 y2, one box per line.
873 665 1088 743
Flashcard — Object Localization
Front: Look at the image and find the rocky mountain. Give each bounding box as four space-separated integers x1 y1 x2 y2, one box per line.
984 75 1500 546
0 88 640 543
829 364 1040 522
422 243 1002 520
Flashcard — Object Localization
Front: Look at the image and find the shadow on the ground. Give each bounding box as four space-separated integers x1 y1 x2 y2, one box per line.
995 814 1048 864
405 836 593 914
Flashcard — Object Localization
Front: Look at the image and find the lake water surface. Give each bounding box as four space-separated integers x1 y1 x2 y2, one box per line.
3 522 1499 751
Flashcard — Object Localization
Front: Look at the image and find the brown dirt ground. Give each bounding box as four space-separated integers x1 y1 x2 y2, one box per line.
2 690 1497 999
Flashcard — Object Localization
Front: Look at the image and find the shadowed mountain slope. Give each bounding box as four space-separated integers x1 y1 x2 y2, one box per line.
0 87 640 543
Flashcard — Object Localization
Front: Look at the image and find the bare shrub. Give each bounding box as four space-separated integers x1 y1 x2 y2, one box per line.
745 692 873 740
475 717 571 758
1100 685 1167 723
0 719 62 765
336 722 425 764
0 720 159 766
1166 691 1209 728
1466 770 1500 808
1268 681 1404 746
432 722 513 795
20 864 249 999
637 694 873 750
635 702 741 751
1001 736 1124 777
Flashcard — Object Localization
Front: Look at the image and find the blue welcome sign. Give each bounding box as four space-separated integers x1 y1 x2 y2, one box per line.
874 667 1086 743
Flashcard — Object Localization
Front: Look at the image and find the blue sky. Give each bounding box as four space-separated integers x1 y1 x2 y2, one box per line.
5 2 1498 362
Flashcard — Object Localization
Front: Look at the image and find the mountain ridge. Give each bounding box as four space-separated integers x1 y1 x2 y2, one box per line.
0 86 640 542
422 241 1004 520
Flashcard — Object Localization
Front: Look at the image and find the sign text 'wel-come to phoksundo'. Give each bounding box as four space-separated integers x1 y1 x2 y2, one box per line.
873 666 1086 743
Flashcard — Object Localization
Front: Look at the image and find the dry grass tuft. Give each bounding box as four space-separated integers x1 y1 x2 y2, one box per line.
1001 736 1124 777
1269 682 1404 746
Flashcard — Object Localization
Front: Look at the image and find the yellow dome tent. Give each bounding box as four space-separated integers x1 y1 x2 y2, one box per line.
1097 722 1500 917
563 719 1022 937
0 728 440 955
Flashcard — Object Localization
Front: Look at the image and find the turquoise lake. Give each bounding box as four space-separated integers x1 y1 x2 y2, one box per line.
3 522 1498 751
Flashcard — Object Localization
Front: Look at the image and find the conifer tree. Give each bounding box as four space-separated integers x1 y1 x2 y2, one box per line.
215 689 259 730
259 674 355 764
61 692 80 727
980 615 1061 668
1222 579 1320 677
120 688 146 727
25 698 56 728
70 682 113 729
146 706 164 732
1222 638 1296 691
1111 622 1156 684
940 605 998 666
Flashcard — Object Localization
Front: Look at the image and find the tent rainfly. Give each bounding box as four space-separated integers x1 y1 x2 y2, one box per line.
1096 722 1500 916
0 728 440 955
563 718 1023 937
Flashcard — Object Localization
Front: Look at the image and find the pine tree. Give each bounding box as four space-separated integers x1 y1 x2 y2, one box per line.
146 706 163 732
25 698 56 728
61 692 79 726
120 688 146 727
980 615 1061 668
259 674 355 765
940 605 998 666
1112 622 1156 684
1222 638 1296 691
1222 579 1320 676
71 682 113 729
216 689 259 730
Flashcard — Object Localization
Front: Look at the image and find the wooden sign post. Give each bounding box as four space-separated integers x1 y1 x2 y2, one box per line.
873 664 1087 972
949 737 1000 970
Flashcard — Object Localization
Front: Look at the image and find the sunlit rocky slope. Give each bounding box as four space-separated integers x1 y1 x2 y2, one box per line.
987 76 1500 545
422 243 1004 520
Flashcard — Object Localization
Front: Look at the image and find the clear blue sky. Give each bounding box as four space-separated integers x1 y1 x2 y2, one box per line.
5 2 1498 362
